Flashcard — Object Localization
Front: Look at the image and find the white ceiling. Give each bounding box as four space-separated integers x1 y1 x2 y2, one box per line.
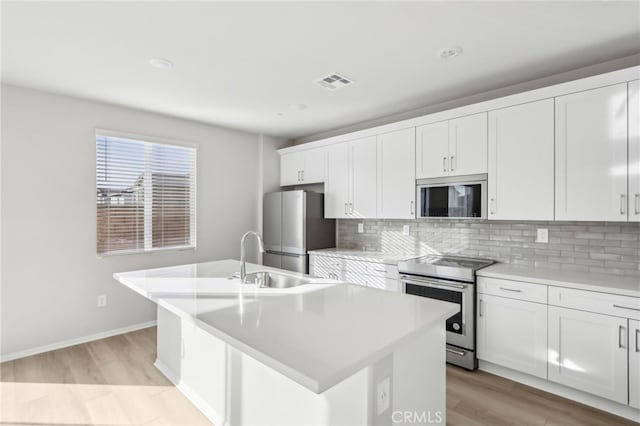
2 1 640 139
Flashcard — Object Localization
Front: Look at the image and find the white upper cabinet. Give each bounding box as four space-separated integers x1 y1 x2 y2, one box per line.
325 142 351 218
449 113 488 176
629 80 640 222
416 113 487 179
377 128 416 219
555 83 628 221
351 137 378 218
416 121 449 178
280 148 326 186
488 99 554 220
280 151 302 186
325 136 377 219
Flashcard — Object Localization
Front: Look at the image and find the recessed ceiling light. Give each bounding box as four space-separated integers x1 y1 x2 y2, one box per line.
438 46 463 60
289 103 308 111
276 112 285 117
148 57 173 69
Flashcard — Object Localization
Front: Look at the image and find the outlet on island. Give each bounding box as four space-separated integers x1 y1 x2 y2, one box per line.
97 294 107 308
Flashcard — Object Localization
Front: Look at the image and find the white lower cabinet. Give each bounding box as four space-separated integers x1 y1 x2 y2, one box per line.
309 254 401 292
548 306 628 405
630 319 640 409
477 293 547 379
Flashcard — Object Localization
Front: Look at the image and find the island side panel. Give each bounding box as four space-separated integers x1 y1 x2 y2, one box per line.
156 305 182 381
392 325 447 425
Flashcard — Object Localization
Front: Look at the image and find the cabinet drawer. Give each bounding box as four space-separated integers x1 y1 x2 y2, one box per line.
344 259 398 278
309 255 344 271
477 277 547 303
549 286 640 320
344 271 401 292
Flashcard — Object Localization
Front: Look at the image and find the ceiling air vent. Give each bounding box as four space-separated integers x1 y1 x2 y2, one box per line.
314 72 353 91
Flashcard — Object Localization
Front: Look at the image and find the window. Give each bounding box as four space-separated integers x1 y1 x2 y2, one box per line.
96 131 196 255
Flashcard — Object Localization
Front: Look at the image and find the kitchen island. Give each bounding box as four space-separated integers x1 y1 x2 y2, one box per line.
114 259 458 426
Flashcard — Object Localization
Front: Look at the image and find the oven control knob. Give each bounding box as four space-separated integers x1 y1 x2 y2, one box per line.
453 323 460 331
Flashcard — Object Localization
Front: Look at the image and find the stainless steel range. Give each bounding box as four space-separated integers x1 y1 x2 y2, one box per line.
397 255 494 370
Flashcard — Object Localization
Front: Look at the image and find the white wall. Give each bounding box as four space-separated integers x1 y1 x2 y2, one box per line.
0 84 268 359
294 53 640 144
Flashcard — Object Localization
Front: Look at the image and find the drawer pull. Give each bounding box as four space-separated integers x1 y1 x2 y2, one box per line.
619 325 626 349
613 304 640 312
499 287 523 293
446 347 466 356
479 299 483 317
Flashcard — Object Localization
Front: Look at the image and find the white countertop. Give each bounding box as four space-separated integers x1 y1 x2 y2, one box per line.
309 248 421 265
114 259 458 393
478 264 640 298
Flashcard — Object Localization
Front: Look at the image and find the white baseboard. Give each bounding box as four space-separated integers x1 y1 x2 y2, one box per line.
154 358 226 426
0 320 157 363
478 360 640 423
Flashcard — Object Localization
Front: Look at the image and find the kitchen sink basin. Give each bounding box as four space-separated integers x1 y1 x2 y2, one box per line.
245 270 313 288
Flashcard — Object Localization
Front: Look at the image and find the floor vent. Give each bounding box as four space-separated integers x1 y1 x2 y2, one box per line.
314 72 353 91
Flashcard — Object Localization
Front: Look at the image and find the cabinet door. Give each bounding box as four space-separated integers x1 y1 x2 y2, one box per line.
548 306 628 404
555 83 628 221
325 143 351 218
449 113 488 176
301 147 326 184
477 294 547 379
629 80 640 222
377 128 416 219
280 152 302 186
488 99 554 220
416 121 449 178
630 319 640 409
350 136 377 218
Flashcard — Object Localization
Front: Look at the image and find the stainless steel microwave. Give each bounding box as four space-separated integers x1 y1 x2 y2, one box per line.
416 174 487 219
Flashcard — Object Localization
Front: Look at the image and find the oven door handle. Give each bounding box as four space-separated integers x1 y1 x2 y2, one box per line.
401 278 467 291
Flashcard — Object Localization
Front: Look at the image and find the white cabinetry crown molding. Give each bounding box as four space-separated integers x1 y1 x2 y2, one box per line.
278 66 640 155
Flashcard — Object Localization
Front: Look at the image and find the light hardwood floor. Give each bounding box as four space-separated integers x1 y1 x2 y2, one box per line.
0 327 636 426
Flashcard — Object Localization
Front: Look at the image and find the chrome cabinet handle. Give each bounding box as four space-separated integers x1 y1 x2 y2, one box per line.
499 287 522 293
442 157 447 172
450 156 454 171
635 194 640 215
619 325 626 349
301 170 304 181
349 202 353 214
479 299 483 317
489 198 496 215
621 194 626 215
410 200 415 215
613 304 640 312
344 203 348 215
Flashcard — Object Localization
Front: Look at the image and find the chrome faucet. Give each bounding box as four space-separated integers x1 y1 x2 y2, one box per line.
240 231 265 284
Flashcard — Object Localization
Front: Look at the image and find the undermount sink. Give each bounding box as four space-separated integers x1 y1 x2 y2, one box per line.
245 270 313 288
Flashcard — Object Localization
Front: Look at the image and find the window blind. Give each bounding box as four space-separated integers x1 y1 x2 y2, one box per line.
96 133 196 255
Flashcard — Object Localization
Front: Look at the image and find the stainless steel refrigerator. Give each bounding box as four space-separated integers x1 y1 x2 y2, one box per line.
263 190 335 273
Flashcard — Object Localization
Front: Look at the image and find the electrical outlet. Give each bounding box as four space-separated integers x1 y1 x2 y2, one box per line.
402 225 410 235
376 377 390 415
358 223 364 233
536 228 549 243
97 294 107 308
